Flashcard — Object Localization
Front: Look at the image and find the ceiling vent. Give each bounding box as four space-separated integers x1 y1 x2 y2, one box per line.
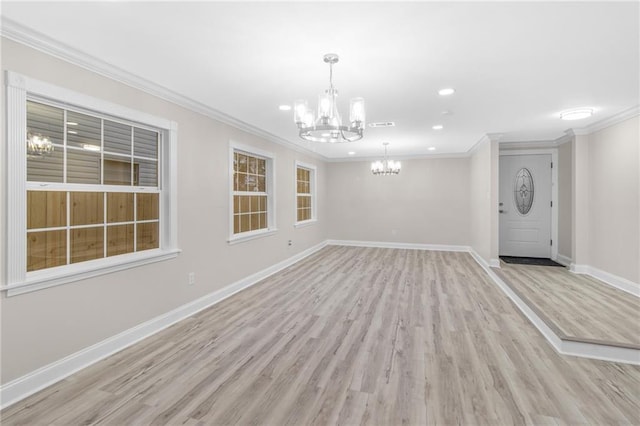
369 122 396 128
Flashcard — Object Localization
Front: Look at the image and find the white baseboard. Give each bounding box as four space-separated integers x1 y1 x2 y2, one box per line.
555 254 572 266
561 339 640 365
472 249 639 366
327 239 470 252
0 240 328 410
468 250 563 350
570 263 639 297
5 239 635 410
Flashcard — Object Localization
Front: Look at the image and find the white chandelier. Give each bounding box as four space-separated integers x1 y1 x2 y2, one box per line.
294 53 365 143
371 143 401 175
27 132 54 158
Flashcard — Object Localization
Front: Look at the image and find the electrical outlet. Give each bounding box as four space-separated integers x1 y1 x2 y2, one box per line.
288 240 293 246
188 272 196 285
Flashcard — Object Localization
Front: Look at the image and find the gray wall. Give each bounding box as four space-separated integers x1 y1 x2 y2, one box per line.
326 158 471 245
0 38 329 383
558 141 573 261
2 35 637 388
469 139 499 264
585 117 639 282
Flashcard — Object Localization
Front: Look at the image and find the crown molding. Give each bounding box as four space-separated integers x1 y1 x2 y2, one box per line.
567 105 640 136
0 17 326 161
326 151 470 163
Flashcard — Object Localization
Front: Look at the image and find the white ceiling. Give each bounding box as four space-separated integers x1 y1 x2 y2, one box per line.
1 1 638 159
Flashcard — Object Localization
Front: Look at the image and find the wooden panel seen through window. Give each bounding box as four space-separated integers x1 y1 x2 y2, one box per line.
107 193 134 223
71 226 104 264
27 191 66 229
71 192 104 226
27 230 67 271
137 193 159 221
107 224 134 257
137 222 159 251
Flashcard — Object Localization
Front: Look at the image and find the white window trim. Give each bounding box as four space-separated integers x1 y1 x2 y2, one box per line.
3 71 180 296
294 160 317 228
228 141 277 244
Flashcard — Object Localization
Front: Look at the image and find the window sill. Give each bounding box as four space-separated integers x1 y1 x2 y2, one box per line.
294 219 317 229
228 228 278 245
3 248 182 297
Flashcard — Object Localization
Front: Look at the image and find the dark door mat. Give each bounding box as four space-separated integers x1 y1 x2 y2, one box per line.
500 256 565 267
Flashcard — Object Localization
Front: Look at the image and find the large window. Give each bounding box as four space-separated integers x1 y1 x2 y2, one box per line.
6 72 179 296
26 101 160 272
295 161 316 226
229 143 275 243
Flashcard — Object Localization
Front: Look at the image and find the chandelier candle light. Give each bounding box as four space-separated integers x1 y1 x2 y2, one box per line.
27 132 54 158
371 143 401 175
294 53 365 143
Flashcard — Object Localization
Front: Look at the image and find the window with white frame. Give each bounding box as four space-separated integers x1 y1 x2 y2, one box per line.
295 162 316 225
230 143 275 242
5 71 179 296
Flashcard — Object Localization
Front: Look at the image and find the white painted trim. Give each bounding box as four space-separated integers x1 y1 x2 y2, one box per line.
294 219 317 229
227 228 278 245
556 254 572 266
498 149 558 261
468 249 564 350
325 152 471 163
228 141 277 242
0 240 329 410
561 339 640 365
4 71 180 293
470 249 639 366
294 160 317 224
570 264 640 297
2 19 638 162
571 105 640 136
327 239 470 252
0 18 326 162
4 249 181 296
500 140 563 150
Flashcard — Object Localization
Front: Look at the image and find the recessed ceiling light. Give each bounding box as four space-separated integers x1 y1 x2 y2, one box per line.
432 125 443 130
348 151 356 156
278 104 291 111
428 147 436 151
68 130 78 135
560 108 593 120
438 88 455 96
441 110 452 115
67 121 78 126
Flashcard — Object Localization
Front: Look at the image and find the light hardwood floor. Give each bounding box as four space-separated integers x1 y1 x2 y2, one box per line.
496 262 640 348
2 246 640 425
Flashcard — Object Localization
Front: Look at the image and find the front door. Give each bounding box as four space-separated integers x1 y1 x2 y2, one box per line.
499 154 552 258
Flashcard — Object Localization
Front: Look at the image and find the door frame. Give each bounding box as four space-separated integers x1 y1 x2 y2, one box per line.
498 148 558 260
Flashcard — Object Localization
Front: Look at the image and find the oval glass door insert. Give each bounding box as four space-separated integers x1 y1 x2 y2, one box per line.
514 168 534 215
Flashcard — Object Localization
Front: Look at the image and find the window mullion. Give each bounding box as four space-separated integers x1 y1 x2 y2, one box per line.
103 192 107 259
133 192 138 253
66 191 71 265
63 109 68 184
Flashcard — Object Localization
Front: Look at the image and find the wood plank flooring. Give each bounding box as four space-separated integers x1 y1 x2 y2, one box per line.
496 262 640 347
2 246 640 425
